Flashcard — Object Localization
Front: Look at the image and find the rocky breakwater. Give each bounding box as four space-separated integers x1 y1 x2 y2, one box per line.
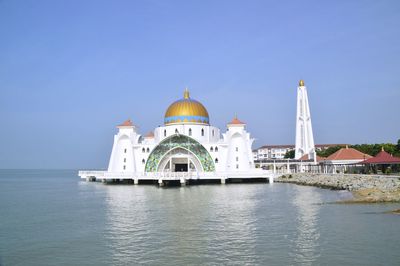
276 173 400 203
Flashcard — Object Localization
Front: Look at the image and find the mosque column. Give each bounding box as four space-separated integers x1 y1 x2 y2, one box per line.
180 178 186 186
287 159 290 174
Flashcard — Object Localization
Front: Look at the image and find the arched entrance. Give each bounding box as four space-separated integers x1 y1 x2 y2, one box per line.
144 134 215 172
157 147 203 172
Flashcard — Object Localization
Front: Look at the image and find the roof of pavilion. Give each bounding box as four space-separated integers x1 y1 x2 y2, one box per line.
299 153 326 162
117 119 135 128
326 146 372 161
228 116 246 125
361 149 400 164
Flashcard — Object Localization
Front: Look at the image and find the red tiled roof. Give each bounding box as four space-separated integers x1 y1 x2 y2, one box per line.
117 119 134 127
145 131 154 138
361 149 400 164
228 116 246 125
327 146 372 161
299 153 326 162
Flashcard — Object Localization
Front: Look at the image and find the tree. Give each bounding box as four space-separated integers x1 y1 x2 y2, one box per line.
284 150 295 159
317 145 342 158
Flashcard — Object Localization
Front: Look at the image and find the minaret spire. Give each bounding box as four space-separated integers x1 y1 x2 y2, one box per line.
184 87 190 99
295 80 316 161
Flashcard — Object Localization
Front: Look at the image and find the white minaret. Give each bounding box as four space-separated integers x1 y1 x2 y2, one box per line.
295 80 316 161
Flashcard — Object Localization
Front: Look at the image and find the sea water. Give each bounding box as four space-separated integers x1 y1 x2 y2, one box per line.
0 170 399 265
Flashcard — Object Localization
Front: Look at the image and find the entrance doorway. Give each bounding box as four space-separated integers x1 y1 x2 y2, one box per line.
174 163 188 172
157 148 203 173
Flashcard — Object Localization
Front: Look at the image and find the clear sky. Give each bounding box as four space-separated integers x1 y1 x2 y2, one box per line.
0 0 399 169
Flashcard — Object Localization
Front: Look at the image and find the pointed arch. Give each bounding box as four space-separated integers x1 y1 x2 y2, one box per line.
144 134 215 172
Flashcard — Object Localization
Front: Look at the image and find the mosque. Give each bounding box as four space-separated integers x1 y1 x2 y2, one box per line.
109 89 255 174
79 81 315 185
80 88 271 185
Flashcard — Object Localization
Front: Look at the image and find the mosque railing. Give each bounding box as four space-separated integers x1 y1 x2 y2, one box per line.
79 169 276 180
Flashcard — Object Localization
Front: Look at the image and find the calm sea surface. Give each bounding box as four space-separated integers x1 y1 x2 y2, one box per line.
0 170 399 266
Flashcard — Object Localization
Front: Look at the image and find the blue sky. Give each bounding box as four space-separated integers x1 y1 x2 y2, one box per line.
0 0 399 169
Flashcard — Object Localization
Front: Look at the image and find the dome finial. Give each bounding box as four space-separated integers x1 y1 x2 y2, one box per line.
184 88 190 99
299 79 305 87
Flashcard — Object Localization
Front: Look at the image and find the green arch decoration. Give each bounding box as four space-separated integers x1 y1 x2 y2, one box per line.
145 134 215 172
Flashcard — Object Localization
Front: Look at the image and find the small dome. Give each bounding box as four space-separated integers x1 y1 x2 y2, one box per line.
299 80 305 86
164 89 209 125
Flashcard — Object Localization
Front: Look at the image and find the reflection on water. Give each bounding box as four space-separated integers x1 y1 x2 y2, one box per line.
103 186 152 264
291 186 321 265
103 185 261 265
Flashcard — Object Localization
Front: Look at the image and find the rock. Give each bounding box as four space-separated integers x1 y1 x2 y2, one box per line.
275 173 400 203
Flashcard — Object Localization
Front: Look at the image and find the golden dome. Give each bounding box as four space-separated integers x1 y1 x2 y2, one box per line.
299 79 305 86
164 89 209 125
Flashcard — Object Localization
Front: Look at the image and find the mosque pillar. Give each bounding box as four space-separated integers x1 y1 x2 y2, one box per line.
180 178 186 186
287 159 290 174
134 178 139 185
221 178 226 184
158 179 164 187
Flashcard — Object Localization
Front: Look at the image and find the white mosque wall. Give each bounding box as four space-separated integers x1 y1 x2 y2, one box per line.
153 124 220 144
108 129 137 173
224 126 255 172
108 123 255 174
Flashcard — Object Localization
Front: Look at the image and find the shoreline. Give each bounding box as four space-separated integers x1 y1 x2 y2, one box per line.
276 173 400 203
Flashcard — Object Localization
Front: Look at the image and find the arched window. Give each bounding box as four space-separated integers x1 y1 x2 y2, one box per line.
236 164 239 169
189 128 192 136
236 156 239 162
201 128 204 136
215 147 218 152
123 158 126 163
175 128 179 134
164 130 166 137
124 148 127 153
123 165 126 170
210 147 214 152
142 159 145 164
146 148 150 153
236 147 239 152
215 158 218 163
142 148 145 153
212 130 214 137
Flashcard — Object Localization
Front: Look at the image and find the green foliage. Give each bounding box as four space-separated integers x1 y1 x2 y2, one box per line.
385 167 392 175
284 150 295 159
397 139 400 154
279 139 400 160
351 143 398 157
316 146 343 158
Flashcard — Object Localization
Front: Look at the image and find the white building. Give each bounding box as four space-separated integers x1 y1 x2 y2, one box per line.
79 89 272 184
253 145 295 160
253 144 348 161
